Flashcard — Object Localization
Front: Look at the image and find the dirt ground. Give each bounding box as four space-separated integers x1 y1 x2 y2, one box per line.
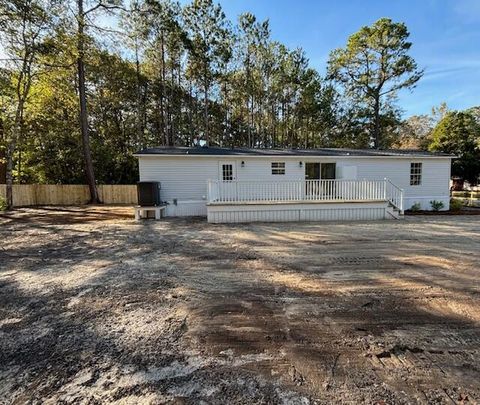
1 206 479 404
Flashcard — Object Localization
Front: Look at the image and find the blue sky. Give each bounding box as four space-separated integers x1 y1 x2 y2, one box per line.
217 0 480 118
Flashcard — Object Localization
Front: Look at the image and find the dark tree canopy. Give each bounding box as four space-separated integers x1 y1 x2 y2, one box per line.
328 18 423 148
429 111 480 185
0 4 476 193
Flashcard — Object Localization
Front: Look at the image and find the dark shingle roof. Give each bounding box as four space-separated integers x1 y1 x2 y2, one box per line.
135 146 454 158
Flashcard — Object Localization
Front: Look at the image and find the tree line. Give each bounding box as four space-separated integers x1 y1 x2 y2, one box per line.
397 104 480 185
1 0 479 208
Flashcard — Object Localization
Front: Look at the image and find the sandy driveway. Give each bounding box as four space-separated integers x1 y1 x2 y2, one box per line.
1 207 479 404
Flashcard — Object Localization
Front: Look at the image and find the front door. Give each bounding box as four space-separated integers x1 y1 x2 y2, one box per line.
218 161 237 201
219 161 236 181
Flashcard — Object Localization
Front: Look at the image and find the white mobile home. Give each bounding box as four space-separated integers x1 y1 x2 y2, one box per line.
135 147 453 223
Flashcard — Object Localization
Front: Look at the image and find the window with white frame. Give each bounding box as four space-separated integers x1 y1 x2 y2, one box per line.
410 162 422 185
271 162 285 175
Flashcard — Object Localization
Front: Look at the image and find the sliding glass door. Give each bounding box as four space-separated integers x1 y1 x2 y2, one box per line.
305 163 336 198
321 163 336 180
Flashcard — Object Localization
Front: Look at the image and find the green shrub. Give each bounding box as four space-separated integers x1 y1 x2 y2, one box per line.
449 198 463 212
430 200 445 211
0 196 7 211
410 202 421 211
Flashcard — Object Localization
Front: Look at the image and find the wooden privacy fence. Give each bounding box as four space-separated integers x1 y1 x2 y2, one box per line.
0 184 138 207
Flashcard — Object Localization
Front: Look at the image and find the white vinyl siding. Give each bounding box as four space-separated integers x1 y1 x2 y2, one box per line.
238 159 303 181
139 156 217 201
335 158 450 210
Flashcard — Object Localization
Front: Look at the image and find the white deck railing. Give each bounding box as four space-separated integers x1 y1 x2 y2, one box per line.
207 179 403 212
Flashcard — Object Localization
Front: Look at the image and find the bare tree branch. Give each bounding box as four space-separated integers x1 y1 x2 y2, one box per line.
84 1 127 16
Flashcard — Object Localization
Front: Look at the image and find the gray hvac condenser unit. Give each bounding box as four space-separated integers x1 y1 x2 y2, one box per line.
137 181 161 206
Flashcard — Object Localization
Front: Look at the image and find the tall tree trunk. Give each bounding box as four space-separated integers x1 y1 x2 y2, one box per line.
271 103 276 148
245 52 251 148
188 82 193 146
134 40 145 148
176 64 182 146
259 100 265 147
4 38 32 209
223 79 229 147
250 95 254 148
169 63 175 146
5 141 15 209
77 0 100 203
203 76 209 145
373 93 381 149
154 100 162 144
0 118 6 184
6 72 29 209
17 149 22 182
159 33 166 145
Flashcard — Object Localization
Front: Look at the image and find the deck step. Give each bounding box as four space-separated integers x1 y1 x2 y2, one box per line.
386 205 403 220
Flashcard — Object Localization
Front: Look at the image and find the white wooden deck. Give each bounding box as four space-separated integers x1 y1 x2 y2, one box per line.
206 179 404 223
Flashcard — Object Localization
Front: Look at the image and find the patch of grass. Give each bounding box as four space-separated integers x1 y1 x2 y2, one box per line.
0 196 7 211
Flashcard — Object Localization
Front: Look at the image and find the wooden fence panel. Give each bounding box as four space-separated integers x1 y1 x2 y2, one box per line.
13 185 37 206
37 185 91 205
1 185 35 206
0 184 138 206
98 185 138 204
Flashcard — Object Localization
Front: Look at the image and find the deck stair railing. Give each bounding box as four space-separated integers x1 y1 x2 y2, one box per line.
384 178 404 212
207 178 403 212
